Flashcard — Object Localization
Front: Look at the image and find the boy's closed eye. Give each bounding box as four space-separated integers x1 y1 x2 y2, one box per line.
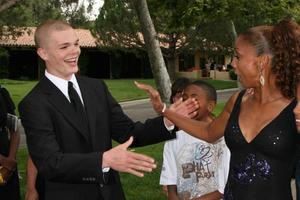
182 94 188 101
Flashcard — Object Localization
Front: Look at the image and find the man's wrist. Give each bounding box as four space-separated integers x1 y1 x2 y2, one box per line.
161 103 167 113
102 151 110 168
163 117 174 131
102 151 111 173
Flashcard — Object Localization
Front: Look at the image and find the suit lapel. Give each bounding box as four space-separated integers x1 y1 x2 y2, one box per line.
39 77 90 143
77 77 97 149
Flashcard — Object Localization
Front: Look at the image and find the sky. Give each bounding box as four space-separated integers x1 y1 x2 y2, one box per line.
79 0 104 20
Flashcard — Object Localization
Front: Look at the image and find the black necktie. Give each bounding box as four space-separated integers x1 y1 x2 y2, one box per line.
68 81 91 143
68 81 85 114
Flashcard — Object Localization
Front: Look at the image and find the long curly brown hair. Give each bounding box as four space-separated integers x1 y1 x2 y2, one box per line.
272 19 300 98
239 19 300 98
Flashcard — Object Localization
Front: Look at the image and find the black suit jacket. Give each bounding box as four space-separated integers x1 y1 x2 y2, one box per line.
19 76 175 200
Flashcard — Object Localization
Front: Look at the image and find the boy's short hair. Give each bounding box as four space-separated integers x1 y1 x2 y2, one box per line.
190 80 217 102
34 19 73 48
170 77 190 103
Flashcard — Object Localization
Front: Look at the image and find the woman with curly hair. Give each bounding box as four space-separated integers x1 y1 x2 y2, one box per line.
137 18 300 200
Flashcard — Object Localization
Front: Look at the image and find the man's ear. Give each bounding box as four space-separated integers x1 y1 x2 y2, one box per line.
37 47 48 61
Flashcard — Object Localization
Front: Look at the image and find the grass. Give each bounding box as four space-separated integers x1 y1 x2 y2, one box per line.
0 78 236 108
0 79 37 113
17 148 28 199
202 79 237 90
0 79 157 115
104 79 156 101
1 78 231 199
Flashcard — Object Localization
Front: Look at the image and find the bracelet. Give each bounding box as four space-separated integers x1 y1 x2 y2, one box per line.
0 172 4 184
0 167 5 184
161 103 167 113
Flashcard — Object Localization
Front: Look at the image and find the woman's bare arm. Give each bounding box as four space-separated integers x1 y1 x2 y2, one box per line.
163 93 238 143
135 81 239 143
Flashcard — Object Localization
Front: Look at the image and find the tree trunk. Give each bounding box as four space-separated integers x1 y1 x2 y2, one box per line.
230 20 237 44
0 0 23 13
131 0 171 103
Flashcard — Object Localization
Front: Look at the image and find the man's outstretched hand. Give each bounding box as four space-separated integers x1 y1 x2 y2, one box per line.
135 81 199 118
102 137 156 177
134 81 164 114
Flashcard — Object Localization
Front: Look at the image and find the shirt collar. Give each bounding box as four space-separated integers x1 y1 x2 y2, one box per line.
45 71 80 101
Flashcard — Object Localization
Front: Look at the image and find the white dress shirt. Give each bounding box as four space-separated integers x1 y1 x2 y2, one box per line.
45 71 110 172
45 71 84 104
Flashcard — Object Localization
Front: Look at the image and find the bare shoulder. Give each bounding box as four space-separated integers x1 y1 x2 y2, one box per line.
211 91 240 127
222 90 241 116
206 90 243 141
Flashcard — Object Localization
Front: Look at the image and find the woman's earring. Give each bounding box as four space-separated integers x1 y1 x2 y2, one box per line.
260 74 265 86
259 64 265 86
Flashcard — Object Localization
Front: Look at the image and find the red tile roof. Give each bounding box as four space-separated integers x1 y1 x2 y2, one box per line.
0 27 228 52
0 27 97 48
0 27 171 49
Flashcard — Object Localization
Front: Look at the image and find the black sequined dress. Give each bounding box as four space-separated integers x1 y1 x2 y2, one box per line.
224 90 299 200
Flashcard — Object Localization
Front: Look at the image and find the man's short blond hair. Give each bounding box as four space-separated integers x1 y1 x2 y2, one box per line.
34 19 73 48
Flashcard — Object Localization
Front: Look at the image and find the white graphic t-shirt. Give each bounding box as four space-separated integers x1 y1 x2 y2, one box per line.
160 130 230 199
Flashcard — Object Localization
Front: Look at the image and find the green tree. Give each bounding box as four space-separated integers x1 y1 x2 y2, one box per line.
0 0 23 13
187 0 300 47
131 0 171 102
94 0 233 82
0 0 95 33
95 0 300 94
94 0 142 50
186 0 300 89
92 0 226 97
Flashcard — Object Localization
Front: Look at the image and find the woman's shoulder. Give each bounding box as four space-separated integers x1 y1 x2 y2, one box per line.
223 90 246 115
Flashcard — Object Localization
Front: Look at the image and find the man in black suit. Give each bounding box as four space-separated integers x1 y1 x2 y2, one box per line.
19 20 197 200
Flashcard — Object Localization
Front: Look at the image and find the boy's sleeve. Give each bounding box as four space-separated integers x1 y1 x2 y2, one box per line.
217 139 231 194
159 139 178 185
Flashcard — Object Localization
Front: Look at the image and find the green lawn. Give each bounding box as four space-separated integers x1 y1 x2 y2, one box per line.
0 79 37 113
1 78 231 199
202 79 237 90
17 148 28 199
0 78 237 108
0 79 157 112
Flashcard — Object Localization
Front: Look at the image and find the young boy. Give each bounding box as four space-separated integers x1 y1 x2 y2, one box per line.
162 77 190 196
160 80 230 200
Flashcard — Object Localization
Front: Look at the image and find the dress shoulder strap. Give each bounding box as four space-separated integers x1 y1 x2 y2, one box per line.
230 89 246 114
